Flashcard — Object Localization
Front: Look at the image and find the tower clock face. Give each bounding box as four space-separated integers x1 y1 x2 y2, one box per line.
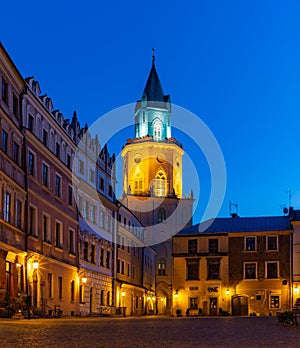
134 154 142 163
157 153 166 163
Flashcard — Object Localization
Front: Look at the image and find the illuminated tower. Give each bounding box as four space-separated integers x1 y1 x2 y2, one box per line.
121 53 194 314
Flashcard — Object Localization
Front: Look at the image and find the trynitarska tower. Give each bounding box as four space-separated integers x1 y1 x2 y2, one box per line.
120 53 194 314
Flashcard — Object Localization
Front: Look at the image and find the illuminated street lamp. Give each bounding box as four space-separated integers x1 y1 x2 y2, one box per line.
294 286 299 295
33 260 39 270
121 291 126 297
81 277 87 284
226 289 230 296
174 291 178 299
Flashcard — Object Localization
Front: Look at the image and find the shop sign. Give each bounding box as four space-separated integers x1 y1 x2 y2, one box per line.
207 286 219 293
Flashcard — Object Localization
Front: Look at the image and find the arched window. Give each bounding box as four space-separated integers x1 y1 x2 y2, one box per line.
158 258 166 276
132 165 143 195
107 291 110 306
154 170 167 197
158 208 166 223
154 120 162 140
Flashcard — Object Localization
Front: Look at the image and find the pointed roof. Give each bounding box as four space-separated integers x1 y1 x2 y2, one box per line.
142 55 168 103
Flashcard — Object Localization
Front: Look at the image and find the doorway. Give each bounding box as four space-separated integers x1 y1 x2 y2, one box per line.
209 297 218 316
232 295 248 316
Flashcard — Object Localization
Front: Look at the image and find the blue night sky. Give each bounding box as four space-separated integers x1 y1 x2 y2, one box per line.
1 0 300 223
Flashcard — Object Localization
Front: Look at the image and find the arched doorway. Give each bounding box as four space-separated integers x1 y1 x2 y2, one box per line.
232 295 248 316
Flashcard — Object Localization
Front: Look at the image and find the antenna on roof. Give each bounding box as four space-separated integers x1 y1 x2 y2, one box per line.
286 190 292 208
229 201 239 218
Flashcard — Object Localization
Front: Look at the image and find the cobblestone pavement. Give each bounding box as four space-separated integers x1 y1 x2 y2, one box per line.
0 316 299 348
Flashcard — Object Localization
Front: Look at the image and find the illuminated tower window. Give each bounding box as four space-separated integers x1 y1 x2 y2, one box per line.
154 170 167 197
154 120 162 140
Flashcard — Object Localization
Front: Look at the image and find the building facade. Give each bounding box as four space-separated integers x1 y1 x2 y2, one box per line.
0 43 27 309
173 215 292 316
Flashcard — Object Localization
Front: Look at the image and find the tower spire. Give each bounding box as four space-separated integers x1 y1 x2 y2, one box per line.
152 48 155 64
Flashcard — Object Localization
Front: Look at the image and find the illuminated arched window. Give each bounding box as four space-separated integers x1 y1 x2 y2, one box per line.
158 258 166 276
154 120 162 140
158 208 166 223
154 170 167 197
132 166 143 195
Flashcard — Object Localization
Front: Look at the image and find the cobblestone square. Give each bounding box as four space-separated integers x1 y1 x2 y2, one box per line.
0 316 299 348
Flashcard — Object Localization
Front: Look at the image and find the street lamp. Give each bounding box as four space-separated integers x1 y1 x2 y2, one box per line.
226 289 230 296
33 260 39 270
81 277 87 284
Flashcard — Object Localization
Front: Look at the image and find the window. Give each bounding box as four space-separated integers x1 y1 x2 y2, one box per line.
207 259 220 280
90 245 95 263
15 200 21 228
55 222 63 248
56 143 60 158
209 239 218 253
121 260 125 274
132 266 136 279
55 175 61 197
154 120 162 139
83 200 89 219
154 170 166 197
28 114 34 132
68 186 73 206
91 205 96 223
106 251 110 269
12 92 20 117
48 273 53 297
107 291 110 306
43 214 51 243
3 192 11 222
100 290 104 305
158 208 166 223
188 240 197 254
83 242 88 261
43 129 48 146
100 177 104 190
2 78 8 104
13 142 19 164
158 258 166 276
67 154 71 169
128 263 131 276
28 152 35 176
13 93 18 117
100 248 104 267
266 262 278 279
117 259 120 273
58 277 63 299
2 130 8 153
187 258 200 280
69 229 75 254
189 298 198 310
244 263 257 279
108 184 113 197
29 206 36 236
100 210 104 228
42 164 49 187
70 280 75 302
105 214 111 231
90 168 95 183
270 295 280 309
79 285 84 303
78 159 84 174
245 237 256 251
267 236 277 251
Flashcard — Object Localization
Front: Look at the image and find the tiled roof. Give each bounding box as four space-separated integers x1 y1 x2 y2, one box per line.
178 216 292 235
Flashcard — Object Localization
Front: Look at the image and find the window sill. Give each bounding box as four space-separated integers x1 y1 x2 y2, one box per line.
54 246 63 252
43 241 52 246
69 252 76 258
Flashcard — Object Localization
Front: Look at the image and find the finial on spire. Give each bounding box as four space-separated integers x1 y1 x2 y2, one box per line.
152 48 155 64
